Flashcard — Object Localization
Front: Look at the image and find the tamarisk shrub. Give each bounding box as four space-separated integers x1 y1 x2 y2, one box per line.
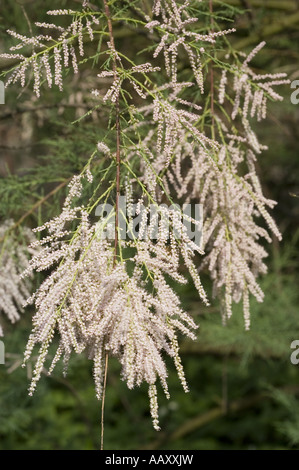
0 0 289 433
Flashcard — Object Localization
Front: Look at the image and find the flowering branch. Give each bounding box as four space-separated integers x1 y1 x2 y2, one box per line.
0 0 290 441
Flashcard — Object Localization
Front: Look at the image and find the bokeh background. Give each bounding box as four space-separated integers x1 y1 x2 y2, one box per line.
0 0 299 450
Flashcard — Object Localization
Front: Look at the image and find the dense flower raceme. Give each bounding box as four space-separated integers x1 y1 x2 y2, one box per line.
121 6 288 328
129 94 283 328
0 221 38 336
126 140 275 330
123 93 285 330
147 0 236 91
21 173 208 430
0 4 100 96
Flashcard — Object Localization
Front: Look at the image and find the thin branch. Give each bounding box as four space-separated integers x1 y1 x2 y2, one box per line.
100 0 122 451
209 0 215 134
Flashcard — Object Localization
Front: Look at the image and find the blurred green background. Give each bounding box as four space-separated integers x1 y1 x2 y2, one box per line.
0 0 299 450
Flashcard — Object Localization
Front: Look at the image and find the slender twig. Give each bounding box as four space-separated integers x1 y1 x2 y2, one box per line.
102 0 121 265
209 0 215 135
100 0 122 451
